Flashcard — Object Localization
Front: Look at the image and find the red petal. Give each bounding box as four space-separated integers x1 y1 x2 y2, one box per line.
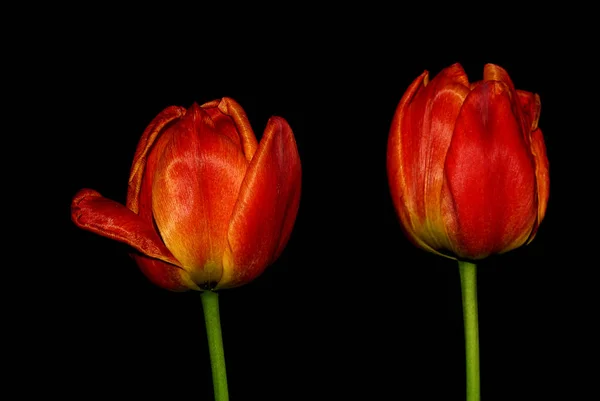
527 127 550 243
71 188 180 267
127 106 186 213
135 117 178 225
387 71 428 250
515 89 549 244
445 81 537 259
387 63 470 257
221 116 301 289
151 103 249 286
485 65 538 149
483 63 516 90
132 254 198 291
201 97 258 162
516 90 541 132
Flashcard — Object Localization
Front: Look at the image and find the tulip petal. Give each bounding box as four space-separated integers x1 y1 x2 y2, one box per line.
483 63 516 90
127 106 186 213
201 97 258 162
152 103 248 287
132 254 199 292
515 89 549 243
486 65 541 148
71 188 181 267
516 90 541 133
135 117 178 226
387 71 431 252
446 81 537 259
221 116 301 289
387 64 470 258
527 127 550 243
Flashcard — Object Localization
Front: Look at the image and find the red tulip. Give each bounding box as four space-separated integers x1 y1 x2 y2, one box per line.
72 98 302 291
387 63 549 260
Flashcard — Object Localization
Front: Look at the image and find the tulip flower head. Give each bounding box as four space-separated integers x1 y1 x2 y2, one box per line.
72 98 301 291
387 63 549 261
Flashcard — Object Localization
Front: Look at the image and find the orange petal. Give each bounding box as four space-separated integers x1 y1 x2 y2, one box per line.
127 106 186 213
201 97 258 162
71 188 181 267
445 81 537 259
387 63 470 257
221 116 301 289
151 103 248 286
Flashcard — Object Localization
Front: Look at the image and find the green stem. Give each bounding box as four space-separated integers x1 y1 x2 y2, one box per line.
201 290 229 401
459 260 480 401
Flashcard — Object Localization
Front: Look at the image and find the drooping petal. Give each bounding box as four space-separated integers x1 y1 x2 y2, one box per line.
127 106 186 213
445 81 537 259
201 97 258 162
132 254 199 292
527 127 550 243
71 188 181 267
387 63 470 258
220 116 301 289
152 103 248 287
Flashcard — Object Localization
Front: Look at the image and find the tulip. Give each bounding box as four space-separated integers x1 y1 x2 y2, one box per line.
386 63 549 261
387 63 550 401
71 97 302 292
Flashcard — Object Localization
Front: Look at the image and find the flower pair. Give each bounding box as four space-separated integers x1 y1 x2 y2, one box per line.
71 63 549 292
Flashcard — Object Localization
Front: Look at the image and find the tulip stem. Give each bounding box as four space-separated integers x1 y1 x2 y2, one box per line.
459 260 480 401
201 290 229 401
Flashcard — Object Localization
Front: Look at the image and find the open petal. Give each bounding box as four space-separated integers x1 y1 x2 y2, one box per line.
220 116 301 289
446 81 537 259
152 103 248 286
71 188 181 266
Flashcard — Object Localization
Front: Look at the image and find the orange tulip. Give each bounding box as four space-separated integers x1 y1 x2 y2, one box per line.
387 63 549 260
72 97 301 291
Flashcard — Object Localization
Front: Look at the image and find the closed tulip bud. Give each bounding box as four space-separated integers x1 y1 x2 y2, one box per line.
72 97 302 291
387 63 549 260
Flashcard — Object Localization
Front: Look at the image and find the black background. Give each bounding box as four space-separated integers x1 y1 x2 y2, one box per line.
26 11 592 401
